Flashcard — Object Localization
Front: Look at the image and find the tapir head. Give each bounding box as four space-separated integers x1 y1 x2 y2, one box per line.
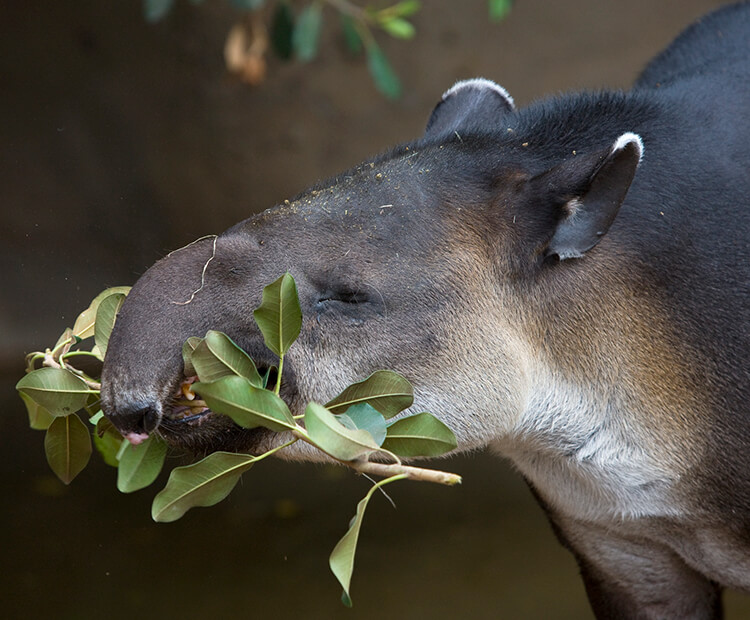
101 79 643 457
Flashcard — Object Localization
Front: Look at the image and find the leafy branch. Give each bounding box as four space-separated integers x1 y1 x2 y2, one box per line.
17 272 461 605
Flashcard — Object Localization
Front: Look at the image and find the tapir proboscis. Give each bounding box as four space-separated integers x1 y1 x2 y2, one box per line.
101 3 750 618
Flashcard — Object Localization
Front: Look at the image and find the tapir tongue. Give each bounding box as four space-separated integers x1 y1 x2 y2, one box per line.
125 432 150 446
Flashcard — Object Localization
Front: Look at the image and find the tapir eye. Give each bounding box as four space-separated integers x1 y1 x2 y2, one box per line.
316 288 368 306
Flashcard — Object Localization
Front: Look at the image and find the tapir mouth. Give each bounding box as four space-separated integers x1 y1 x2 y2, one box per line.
136 360 291 456
163 376 211 424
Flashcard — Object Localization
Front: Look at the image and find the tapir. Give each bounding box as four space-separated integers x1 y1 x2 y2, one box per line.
101 3 750 618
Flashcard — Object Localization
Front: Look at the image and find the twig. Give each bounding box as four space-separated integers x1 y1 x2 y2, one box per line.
42 351 102 391
350 459 462 486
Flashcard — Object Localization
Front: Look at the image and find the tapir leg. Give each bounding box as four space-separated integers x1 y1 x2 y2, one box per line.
549 516 723 619
526 485 723 618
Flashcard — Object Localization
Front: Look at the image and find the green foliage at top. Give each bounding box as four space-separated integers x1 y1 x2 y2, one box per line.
141 0 513 99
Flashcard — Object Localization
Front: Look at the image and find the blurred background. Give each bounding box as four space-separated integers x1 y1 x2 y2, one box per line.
3 1 748 618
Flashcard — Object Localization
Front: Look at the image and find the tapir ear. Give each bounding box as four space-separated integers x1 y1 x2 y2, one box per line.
425 78 515 138
539 133 644 260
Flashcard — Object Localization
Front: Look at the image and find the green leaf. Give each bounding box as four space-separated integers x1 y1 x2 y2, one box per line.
152 452 257 522
292 3 323 62
253 272 302 358
16 367 93 416
53 327 74 351
342 403 387 446
260 365 277 389
93 416 125 467
271 2 295 60
366 42 401 99
329 474 404 605
19 391 55 430
44 415 92 484
488 0 513 21
380 17 415 39
117 436 167 493
190 331 262 386
83 391 102 418
340 14 363 54
390 0 421 17
182 336 202 377
230 0 267 9
304 402 380 461
94 292 127 358
193 375 296 432
330 494 369 606
382 412 457 457
325 370 413 419
143 0 175 23
72 286 131 340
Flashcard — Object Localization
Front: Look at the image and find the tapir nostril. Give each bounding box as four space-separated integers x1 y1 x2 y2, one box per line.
138 406 161 434
109 403 162 439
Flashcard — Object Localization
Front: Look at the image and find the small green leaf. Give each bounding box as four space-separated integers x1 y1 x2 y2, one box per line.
117 436 167 493
260 365 277 389
488 0 513 21
94 292 127 358
19 392 55 430
365 42 401 99
325 370 413 419
382 412 457 457
340 14 363 54
72 286 131 340
182 336 202 377
152 452 257 522
329 474 404 605
304 402 380 461
330 494 369 606
343 403 387 446
271 2 295 60
193 375 296 432
384 0 421 18
143 0 175 23
53 327 74 351
292 3 323 62
190 331 262 386
230 0 266 9
380 17 415 39
83 391 102 418
94 416 125 467
16 367 93 416
253 273 302 358
44 414 92 484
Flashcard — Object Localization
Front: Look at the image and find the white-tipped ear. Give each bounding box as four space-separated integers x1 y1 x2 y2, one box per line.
441 78 515 110
425 77 515 138
542 133 644 260
612 132 644 163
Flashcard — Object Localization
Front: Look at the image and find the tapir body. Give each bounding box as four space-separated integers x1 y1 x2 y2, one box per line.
102 3 750 618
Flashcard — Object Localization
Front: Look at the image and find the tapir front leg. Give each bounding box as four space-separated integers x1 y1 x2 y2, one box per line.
547 513 724 619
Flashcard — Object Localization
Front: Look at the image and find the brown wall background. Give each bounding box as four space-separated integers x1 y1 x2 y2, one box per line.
4 1 748 618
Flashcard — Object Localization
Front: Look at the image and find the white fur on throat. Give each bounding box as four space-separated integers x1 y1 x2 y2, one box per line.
494 365 681 523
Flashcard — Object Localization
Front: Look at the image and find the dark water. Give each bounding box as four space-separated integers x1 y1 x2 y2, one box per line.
3 374 749 619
